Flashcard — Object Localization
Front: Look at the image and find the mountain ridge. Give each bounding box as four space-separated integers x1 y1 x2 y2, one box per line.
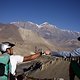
0 21 80 53
0 23 56 55
10 21 80 33
11 21 80 51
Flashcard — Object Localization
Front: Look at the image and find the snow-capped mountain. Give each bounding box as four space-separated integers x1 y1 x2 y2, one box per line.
11 21 80 51
0 23 56 54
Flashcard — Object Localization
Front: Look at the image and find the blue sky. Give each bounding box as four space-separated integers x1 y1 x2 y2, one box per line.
0 0 80 32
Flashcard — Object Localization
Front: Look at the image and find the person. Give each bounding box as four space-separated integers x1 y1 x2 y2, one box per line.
45 37 80 80
0 42 44 80
69 37 80 80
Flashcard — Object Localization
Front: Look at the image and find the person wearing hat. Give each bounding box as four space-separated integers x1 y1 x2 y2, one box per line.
0 42 44 80
44 37 80 80
69 37 80 80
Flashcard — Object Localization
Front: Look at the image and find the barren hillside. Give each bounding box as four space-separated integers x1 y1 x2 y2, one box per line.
16 56 79 80
0 23 56 55
17 28 56 55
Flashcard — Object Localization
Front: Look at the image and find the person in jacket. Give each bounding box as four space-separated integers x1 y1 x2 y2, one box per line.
45 37 80 80
0 42 44 80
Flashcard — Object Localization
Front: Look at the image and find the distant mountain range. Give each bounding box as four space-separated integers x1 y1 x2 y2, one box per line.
11 21 80 51
0 22 55 55
0 21 80 55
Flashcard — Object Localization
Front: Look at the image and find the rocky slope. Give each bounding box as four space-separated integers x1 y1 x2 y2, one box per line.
16 56 79 80
0 23 55 55
12 21 80 51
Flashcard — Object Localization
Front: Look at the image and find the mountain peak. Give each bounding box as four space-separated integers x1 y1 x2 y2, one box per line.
42 22 49 25
39 22 57 29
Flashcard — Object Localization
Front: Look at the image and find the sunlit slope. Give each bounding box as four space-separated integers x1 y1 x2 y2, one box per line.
18 28 56 55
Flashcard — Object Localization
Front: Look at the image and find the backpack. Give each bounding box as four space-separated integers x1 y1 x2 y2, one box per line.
0 53 11 77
